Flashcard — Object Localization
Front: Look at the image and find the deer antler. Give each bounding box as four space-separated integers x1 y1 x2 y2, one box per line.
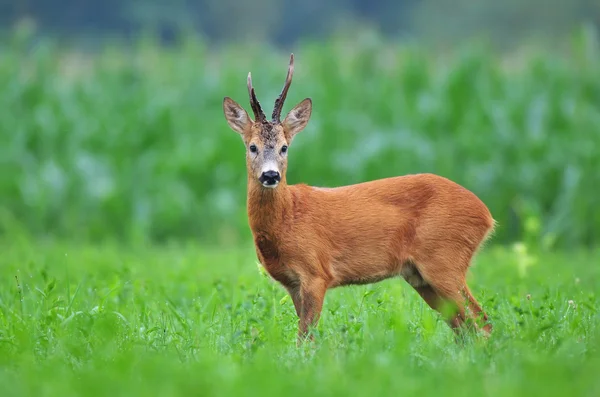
247 72 266 123
272 53 295 122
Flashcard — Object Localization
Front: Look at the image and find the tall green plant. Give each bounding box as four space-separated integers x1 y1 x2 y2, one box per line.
1 33 599 247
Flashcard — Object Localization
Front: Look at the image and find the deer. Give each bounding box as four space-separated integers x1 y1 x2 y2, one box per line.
222 54 495 345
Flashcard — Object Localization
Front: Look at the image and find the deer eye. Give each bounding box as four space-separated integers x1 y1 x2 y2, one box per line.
281 145 288 154
249 144 258 153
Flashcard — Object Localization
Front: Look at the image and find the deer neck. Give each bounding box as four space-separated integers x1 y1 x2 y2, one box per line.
247 178 292 236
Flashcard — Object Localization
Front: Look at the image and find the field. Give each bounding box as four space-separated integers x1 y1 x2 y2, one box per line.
1 31 600 248
1 30 600 396
0 239 599 396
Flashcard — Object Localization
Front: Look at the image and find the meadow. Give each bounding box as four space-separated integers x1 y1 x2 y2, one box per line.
0 240 599 396
1 29 600 396
1 30 599 247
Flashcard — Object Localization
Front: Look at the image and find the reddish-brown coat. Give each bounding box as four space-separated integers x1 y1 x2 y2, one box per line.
246 173 495 342
223 54 495 344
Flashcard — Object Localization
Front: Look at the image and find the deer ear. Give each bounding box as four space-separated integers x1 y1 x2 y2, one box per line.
282 98 312 142
223 97 251 135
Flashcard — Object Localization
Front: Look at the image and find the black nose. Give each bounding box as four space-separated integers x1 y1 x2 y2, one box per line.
259 170 281 185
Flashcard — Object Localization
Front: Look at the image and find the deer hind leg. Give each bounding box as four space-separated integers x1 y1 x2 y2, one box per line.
402 262 462 330
432 277 492 337
404 260 491 337
411 284 459 330
461 283 492 334
285 284 302 317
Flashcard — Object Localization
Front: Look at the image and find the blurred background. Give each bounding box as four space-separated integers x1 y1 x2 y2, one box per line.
1 0 600 48
1 0 599 248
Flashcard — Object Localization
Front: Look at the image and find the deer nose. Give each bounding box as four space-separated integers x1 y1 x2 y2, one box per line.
259 170 281 186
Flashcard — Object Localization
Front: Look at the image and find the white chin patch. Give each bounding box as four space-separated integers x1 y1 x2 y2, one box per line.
262 181 279 188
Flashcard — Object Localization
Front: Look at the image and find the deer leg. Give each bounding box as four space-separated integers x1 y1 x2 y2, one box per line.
412 284 465 331
403 262 464 332
461 284 492 334
285 284 302 317
411 259 490 337
432 282 492 340
297 278 328 345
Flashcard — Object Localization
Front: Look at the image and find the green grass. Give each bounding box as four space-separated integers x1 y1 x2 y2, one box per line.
1 29 600 395
1 31 600 247
1 238 599 396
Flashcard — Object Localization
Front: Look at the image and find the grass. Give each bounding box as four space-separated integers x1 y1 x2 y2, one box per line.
1 28 600 396
1 31 600 247
1 238 599 396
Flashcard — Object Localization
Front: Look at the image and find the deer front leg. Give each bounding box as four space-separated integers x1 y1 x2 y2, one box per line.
297 278 328 345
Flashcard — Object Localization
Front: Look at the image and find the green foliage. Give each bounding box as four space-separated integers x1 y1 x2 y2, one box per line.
413 0 600 49
1 0 598 48
0 238 599 396
1 32 600 247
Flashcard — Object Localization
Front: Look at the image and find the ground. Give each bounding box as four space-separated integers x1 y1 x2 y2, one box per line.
0 238 598 396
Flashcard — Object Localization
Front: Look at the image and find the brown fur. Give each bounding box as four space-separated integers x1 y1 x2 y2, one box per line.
223 55 495 345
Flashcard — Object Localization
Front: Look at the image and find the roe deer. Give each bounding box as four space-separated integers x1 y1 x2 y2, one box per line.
222 54 495 344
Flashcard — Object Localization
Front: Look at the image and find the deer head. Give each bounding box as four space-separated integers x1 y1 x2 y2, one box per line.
223 54 312 189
